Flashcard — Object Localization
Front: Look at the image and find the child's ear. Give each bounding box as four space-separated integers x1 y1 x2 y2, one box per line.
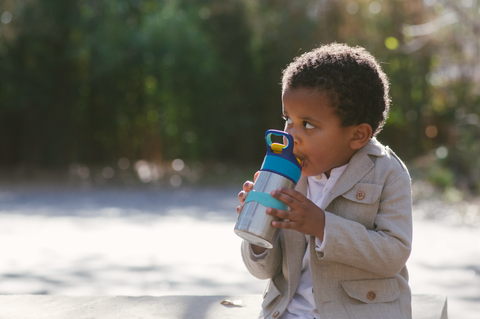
350 123 373 150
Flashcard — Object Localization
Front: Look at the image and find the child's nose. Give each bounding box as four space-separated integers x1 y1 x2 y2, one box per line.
285 127 300 145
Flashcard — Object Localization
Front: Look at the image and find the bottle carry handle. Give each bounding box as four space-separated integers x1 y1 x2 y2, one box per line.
263 130 301 178
265 129 294 155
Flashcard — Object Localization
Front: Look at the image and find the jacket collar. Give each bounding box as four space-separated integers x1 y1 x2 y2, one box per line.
358 137 386 157
297 138 385 209
283 138 385 290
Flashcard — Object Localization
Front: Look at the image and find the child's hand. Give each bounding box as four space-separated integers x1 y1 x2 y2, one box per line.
236 172 260 214
267 187 326 241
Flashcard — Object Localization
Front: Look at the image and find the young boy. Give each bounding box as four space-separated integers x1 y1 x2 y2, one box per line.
237 43 412 319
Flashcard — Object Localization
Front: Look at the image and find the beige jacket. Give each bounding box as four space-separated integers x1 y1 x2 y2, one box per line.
241 138 413 319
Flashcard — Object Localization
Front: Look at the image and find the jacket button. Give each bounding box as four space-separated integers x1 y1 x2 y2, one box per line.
367 291 376 301
272 310 280 318
356 191 365 200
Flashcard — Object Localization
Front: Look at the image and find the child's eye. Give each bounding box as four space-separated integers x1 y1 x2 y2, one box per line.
283 116 292 125
304 121 315 129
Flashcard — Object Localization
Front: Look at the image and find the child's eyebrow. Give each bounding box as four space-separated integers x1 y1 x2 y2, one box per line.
301 116 320 123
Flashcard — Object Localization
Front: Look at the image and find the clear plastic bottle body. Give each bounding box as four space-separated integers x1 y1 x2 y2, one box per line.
234 171 295 248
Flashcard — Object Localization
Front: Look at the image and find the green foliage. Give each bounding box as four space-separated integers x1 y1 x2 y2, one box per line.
428 163 455 189
0 0 479 192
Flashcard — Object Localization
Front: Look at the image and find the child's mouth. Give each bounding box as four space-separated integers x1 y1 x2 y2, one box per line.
295 154 306 169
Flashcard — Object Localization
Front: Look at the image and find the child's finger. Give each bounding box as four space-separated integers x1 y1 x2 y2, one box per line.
236 205 243 214
243 181 254 192
271 219 296 229
237 172 260 207
238 190 248 204
273 187 306 203
270 189 300 208
266 207 292 221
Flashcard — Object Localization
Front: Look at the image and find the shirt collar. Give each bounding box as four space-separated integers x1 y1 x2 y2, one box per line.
309 163 348 184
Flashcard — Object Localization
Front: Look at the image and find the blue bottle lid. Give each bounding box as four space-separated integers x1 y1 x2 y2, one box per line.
260 129 302 184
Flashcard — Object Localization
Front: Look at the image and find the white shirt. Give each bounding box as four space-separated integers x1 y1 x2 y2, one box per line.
280 164 348 319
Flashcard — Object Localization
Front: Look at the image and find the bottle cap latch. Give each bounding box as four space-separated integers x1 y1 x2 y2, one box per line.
270 143 284 154
262 129 302 183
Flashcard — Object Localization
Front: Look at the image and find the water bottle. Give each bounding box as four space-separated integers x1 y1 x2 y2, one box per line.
234 129 301 249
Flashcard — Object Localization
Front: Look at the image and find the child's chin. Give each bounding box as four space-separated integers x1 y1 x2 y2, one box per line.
301 168 315 177
302 167 323 177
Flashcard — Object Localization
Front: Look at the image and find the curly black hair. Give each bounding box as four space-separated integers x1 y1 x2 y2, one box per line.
282 43 390 137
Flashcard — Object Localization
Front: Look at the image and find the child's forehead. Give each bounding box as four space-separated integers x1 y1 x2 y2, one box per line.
282 87 334 108
282 87 339 120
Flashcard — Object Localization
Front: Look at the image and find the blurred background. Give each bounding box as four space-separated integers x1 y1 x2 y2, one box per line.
1 0 479 191
0 0 479 318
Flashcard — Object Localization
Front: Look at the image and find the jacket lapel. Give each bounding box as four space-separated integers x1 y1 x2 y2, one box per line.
321 138 384 210
284 178 308 298
295 175 308 197
282 139 383 296
283 229 306 298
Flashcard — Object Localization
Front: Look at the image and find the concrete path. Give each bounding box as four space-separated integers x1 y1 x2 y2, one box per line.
0 184 478 318
0 294 448 319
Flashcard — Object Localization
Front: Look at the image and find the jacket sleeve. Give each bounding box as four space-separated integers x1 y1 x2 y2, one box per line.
317 169 412 277
240 234 283 280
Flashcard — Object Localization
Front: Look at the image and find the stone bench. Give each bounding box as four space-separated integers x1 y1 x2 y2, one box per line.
0 294 447 318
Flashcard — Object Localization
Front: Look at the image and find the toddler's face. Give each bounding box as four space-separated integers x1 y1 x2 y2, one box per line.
282 87 357 178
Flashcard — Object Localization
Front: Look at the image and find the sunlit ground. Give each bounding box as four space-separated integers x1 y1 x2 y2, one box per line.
0 183 479 319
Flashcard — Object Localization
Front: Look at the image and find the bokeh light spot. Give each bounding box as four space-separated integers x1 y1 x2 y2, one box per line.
102 167 115 179
426 125 438 138
170 175 182 187
199 7 211 19
118 158 130 170
466 113 479 125
145 76 157 90
434 3 444 14
347 2 359 14
1 11 12 24
435 146 448 159
77 166 90 179
172 159 185 171
135 160 152 183
385 37 399 50
182 131 197 143
369 1 381 14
